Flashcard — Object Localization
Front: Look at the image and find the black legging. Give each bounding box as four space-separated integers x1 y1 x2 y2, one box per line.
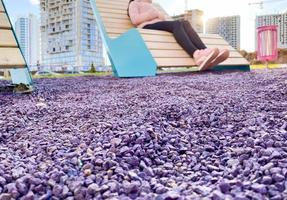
143 20 207 57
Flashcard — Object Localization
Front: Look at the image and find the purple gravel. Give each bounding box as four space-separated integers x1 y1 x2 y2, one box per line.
0 69 287 199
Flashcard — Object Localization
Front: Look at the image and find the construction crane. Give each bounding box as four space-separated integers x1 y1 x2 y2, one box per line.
248 0 287 9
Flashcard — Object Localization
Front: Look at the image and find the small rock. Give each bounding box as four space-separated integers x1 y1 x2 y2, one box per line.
0 177 6 186
162 191 180 200
84 169 92 176
111 138 122 146
20 191 34 200
119 146 130 154
219 181 230 194
87 183 99 195
272 173 285 182
103 160 117 170
261 163 274 171
211 190 225 200
143 167 154 177
4 183 19 199
16 180 28 195
123 181 140 194
251 183 267 194
94 158 103 166
52 184 63 197
155 184 168 194
0 193 12 200
261 176 272 185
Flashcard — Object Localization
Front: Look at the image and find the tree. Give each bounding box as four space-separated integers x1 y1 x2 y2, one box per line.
90 63 96 73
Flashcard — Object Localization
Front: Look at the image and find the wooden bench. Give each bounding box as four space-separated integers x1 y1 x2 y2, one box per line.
0 0 32 85
91 0 249 77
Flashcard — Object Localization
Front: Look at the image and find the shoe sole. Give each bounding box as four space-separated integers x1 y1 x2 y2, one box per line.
206 50 230 70
198 49 219 71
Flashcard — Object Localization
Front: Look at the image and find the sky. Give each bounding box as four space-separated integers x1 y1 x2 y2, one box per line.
3 0 287 52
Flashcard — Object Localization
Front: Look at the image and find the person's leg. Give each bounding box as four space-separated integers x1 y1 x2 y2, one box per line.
144 21 219 70
143 21 175 33
182 20 207 50
144 21 199 56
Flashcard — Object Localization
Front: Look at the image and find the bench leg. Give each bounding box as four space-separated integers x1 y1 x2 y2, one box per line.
109 29 157 78
4 70 9 78
10 68 33 86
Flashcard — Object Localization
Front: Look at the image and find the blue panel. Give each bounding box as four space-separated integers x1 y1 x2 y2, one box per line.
10 68 33 85
109 29 157 77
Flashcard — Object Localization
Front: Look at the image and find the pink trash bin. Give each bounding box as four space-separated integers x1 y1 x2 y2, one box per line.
257 25 278 64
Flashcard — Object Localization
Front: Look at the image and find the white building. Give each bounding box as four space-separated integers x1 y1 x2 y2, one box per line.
15 14 40 67
256 13 287 49
206 16 241 50
173 9 204 33
40 0 104 71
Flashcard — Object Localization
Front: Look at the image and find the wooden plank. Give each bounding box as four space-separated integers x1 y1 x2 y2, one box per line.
155 57 195 67
0 0 4 12
0 48 25 68
146 42 185 50
150 49 242 58
100 12 130 20
97 0 129 6
221 58 249 65
105 22 133 29
150 49 190 58
97 3 128 11
98 7 128 15
0 13 10 29
0 29 17 47
155 57 248 67
103 18 131 24
145 41 236 51
141 34 229 45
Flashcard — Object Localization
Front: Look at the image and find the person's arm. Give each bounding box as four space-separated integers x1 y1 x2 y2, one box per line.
129 2 159 26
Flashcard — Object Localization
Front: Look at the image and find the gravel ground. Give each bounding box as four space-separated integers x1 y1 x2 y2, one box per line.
0 69 287 200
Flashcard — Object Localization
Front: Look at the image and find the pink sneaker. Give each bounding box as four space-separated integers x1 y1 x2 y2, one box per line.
206 49 230 70
193 48 219 71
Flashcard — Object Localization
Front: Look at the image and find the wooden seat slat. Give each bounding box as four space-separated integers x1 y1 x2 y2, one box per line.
0 48 26 68
0 0 4 12
0 13 10 29
0 29 17 47
150 49 243 58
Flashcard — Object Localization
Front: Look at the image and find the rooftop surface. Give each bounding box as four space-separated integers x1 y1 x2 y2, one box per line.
0 69 287 199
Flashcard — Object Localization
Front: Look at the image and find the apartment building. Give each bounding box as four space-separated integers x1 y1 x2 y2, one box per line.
40 0 103 70
15 14 40 66
173 9 204 33
206 16 241 50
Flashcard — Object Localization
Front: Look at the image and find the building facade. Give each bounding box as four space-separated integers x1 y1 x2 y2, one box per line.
40 0 104 70
256 13 287 49
206 16 240 50
173 9 204 33
15 14 40 66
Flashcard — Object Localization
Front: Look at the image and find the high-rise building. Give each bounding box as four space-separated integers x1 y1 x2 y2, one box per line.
15 14 40 66
173 9 204 33
206 16 240 50
255 13 287 49
40 0 104 70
